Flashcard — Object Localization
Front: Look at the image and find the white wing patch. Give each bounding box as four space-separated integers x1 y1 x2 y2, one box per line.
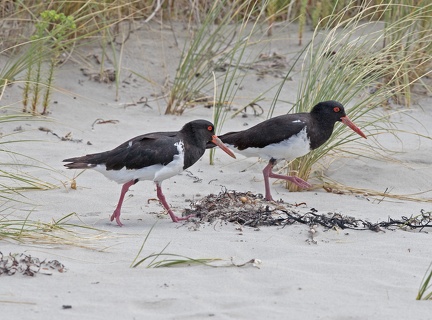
154 141 185 182
228 127 310 161
92 140 186 184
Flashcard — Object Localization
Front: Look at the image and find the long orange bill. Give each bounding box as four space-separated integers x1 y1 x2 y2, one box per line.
211 135 236 158
341 116 367 139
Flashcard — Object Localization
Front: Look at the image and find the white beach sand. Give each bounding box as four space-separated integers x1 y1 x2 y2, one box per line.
1 22 431 319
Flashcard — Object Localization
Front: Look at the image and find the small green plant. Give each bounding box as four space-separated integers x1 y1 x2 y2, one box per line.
131 222 261 268
131 223 221 268
0 212 105 248
417 261 432 300
22 10 76 115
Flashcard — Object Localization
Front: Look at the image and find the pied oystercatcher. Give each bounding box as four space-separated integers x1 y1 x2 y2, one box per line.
207 101 367 201
63 119 236 226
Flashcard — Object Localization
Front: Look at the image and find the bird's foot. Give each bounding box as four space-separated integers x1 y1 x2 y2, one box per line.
269 172 312 189
110 210 124 227
289 176 312 189
168 211 195 223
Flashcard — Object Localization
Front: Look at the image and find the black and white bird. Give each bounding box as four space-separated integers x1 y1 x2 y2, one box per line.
207 101 367 201
63 119 235 226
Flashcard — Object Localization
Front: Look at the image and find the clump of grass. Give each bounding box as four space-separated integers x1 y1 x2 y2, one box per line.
0 40 47 98
164 0 241 115
22 9 76 115
380 1 432 105
2 1 157 104
0 212 107 248
417 261 432 300
0 107 65 206
131 222 261 268
131 223 221 268
165 0 284 115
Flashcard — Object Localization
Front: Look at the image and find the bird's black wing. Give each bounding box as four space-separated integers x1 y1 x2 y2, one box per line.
218 113 309 150
63 131 181 170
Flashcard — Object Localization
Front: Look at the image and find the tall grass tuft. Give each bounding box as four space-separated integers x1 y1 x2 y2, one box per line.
22 10 76 115
165 0 240 115
165 0 284 115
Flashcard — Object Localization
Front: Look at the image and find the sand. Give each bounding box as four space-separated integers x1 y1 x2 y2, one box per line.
1 21 431 319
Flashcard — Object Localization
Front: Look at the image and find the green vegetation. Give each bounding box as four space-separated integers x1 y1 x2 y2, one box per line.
22 10 76 115
0 212 106 248
417 261 432 300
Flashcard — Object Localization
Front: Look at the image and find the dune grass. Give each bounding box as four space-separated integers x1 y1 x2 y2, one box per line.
131 222 261 268
164 0 271 115
131 222 221 268
417 261 432 300
0 212 107 248
0 108 59 197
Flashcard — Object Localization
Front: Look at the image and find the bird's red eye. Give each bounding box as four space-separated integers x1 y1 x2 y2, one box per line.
333 107 341 113
207 125 213 131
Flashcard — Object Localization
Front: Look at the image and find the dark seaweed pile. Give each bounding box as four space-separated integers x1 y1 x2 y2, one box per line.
185 189 432 232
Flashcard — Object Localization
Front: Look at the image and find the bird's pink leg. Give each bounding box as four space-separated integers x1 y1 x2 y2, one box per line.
156 182 194 222
262 159 312 201
110 180 136 227
262 162 275 201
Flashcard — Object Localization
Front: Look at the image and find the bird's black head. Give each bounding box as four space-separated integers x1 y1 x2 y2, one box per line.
180 119 236 160
181 120 215 142
310 100 367 140
310 100 346 123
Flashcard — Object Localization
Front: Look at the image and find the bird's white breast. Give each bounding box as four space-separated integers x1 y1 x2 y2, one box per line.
229 127 310 161
93 141 185 184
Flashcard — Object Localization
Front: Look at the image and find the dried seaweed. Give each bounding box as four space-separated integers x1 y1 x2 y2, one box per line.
185 190 432 232
0 252 66 276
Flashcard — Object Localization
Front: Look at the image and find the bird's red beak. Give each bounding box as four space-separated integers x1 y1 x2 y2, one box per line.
341 116 367 139
211 135 236 158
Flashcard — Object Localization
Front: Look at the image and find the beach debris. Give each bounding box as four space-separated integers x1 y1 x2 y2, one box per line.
123 97 152 108
186 189 432 232
91 118 119 130
39 127 83 143
0 252 66 276
306 225 318 245
80 67 115 83
230 257 262 269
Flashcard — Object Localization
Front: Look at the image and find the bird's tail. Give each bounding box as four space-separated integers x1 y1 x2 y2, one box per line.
63 156 96 169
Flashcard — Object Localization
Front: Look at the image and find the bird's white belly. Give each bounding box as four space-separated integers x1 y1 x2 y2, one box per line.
93 141 185 184
230 127 310 161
